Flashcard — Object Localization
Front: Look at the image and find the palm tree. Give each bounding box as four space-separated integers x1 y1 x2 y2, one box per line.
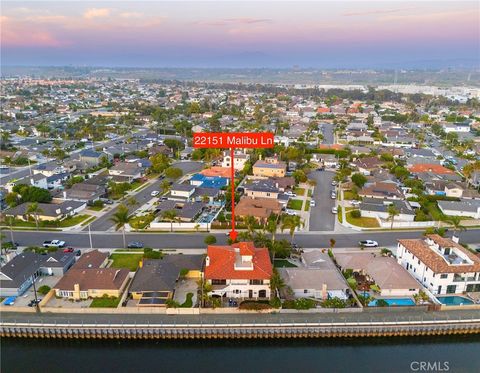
281 215 303 244
162 209 178 232
238 231 251 241
253 231 270 248
5 216 15 244
265 214 280 243
161 179 171 195
270 268 285 298
110 204 130 248
387 204 400 230
127 197 138 208
26 202 44 230
244 215 257 237
446 216 466 238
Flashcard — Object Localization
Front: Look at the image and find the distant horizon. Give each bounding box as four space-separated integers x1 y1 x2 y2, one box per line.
2 1 479 69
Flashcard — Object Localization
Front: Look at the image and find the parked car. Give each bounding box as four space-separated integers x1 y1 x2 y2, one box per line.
331 206 338 214
100 198 114 205
3 296 16 306
285 191 297 197
285 210 297 216
75 250 82 256
63 247 74 253
28 299 41 307
331 180 337 186
351 200 361 207
359 240 378 248
310 200 316 207
151 190 160 197
127 241 144 249
43 240 66 248
331 193 337 199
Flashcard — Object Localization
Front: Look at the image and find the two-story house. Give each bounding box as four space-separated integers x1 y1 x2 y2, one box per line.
221 150 250 171
397 235 480 295
205 242 272 300
252 156 286 178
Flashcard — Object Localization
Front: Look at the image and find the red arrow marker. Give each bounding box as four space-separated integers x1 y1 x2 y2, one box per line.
229 147 237 241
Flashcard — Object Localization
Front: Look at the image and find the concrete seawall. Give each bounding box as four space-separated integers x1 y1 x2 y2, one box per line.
2 319 479 340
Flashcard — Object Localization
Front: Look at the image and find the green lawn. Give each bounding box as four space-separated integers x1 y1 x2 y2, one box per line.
337 206 343 223
287 199 303 210
304 202 310 212
90 296 121 308
6 214 91 228
307 190 313 197
109 253 143 271
88 205 104 212
294 187 305 196
274 259 297 268
346 212 379 228
343 190 356 200
180 293 194 308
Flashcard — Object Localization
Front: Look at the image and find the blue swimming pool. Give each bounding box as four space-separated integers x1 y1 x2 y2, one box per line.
436 296 474 306
368 298 415 307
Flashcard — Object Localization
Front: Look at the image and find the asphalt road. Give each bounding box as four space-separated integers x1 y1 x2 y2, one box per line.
8 228 480 250
320 122 334 144
308 170 336 231
87 161 204 231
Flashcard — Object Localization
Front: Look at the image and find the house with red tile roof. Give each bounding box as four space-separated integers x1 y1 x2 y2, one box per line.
408 164 455 175
204 242 272 299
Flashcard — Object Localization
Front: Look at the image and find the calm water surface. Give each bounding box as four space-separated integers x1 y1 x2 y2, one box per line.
2 335 480 373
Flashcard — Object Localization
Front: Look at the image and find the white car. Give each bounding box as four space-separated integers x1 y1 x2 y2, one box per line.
331 206 338 214
331 181 337 186
331 193 337 199
351 200 361 206
285 210 298 216
359 240 378 248
151 191 160 197
43 240 66 248
285 191 297 197
310 200 316 207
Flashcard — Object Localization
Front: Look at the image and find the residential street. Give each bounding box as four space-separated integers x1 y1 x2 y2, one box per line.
8 228 480 250
86 161 204 231
308 170 336 231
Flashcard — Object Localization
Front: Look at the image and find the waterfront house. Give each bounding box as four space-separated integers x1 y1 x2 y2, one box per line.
204 242 272 300
397 235 480 295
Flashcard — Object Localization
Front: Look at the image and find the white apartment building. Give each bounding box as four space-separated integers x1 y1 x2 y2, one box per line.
397 235 480 295
221 150 250 171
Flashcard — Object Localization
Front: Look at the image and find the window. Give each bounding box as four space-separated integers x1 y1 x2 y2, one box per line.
440 274 448 279
212 279 226 285
304 289 308 293
446 285 456 294
249 280 263 285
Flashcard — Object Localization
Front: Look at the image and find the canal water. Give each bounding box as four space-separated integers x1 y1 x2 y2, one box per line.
2 335 479 373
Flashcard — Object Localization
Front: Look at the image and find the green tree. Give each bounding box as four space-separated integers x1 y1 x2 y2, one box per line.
5 192 19 208
149 153 171 173
26 202 44 230
162 209 179 232
281 215 303 244
445 216 466 238
165 167 183 179
265 214 279 243
270 268 285 297
351 173 367 188
110 204 130 248
161 179 171 195
387 204 400 230
204 235 217 245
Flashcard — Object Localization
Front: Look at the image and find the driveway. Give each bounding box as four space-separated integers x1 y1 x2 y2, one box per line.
308 170 336 231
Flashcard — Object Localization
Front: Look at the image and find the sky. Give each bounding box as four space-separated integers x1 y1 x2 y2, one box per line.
1 1 479 68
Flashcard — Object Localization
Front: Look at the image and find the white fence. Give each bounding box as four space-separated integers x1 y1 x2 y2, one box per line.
377 219 436 229
148 222 210 231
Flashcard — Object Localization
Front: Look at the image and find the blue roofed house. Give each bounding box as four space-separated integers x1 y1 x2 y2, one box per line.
189 173 229 189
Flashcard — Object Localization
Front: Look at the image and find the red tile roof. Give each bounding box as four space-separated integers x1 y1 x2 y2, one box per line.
205 242 272 280
200 167 231 178
408 164 455 175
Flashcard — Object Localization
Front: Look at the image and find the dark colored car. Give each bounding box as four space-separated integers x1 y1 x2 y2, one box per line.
75 250 82 256
127 241 144 249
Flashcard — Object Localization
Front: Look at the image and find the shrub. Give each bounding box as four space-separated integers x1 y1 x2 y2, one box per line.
350 209 361 219
282 298 316 310
347 277 357 290
321 297 347 308
37 285 51 295
239 300 272 310
179 268 189 277
143 248 163 259
269 297 282 309
204 235 217 245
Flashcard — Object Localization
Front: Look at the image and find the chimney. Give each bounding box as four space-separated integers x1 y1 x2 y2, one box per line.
452 235 459 243
322 283 328 300
205 256 210 267
63 191 67 200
